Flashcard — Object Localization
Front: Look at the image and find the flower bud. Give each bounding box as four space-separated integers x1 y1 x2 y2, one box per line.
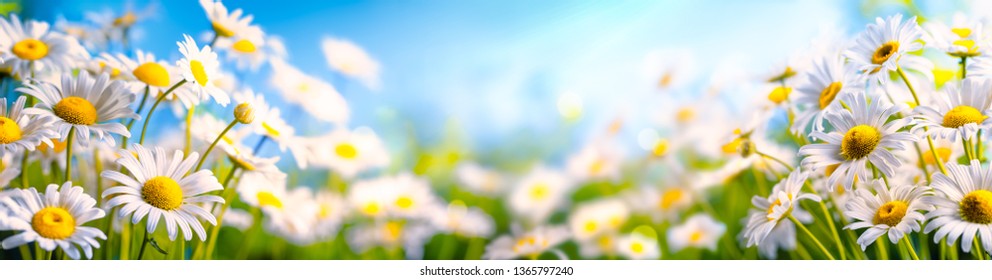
234 102 254 124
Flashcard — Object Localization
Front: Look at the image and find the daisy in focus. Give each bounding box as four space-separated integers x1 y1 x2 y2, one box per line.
845 14 930 85
843 180 930 250
923 160 992 254
19 72 139 146
0 96 56 154
177 34 229 106
0 14 88 79
0 182 106 259
742 169 820 247
911 78 992 142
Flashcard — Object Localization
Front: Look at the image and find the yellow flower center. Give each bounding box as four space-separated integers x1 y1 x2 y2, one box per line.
113 12 137 27
529 183 549 201
588 159 606 175
228 155 256 171
36 138 67 153
361 202 381 216
652 139 669 157
840 125 881 160
942 105 986 128
256 191 284 209
766 193 794 221
53 96 98 125
211 22 235 38
922 147 952 165
675 107 695 123
597 235 614 252
12 39 48 61
384 221 403 242
872 41 899 65
630 241 644 254
768 66 796 83
0 116 23 144
953 39 979 55
141 176 184 210
335 143 358 159
31 207 75 240
660 189 684 210
689 230 704 243
318 204 332 219
133 62 170 87
952 28 973 38
873 201 908 227
232 39 257 53
261 122 281 137
395 195 414 209
819 82 842 109
583 220 597 233
960 190 992 224
767 86 791 104
657 72 673 88
189 60 209 86
722 138 743 155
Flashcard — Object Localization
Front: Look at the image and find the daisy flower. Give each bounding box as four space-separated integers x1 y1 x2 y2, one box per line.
642 48 696 91
568 198 629 242
347 220 437 259
565 141 623 183
308 127 390 178
625 185 694 223
200 0 256 39
455 162 506 196
911 78 992 142
844 180 929 250
311 190 348 240
483 226 570 260
798 91 917 191
268 59 349 124
101 144 224 241
0 182 106 259
791 54 860 133
742 169 821 247
190 113 251 157
923 160 992 254
0 154 20 187
923 13 988 58
232 89 304 162
508 166 572 224
577 232 619 259
177 34 229 106
19 72 139 146
98 50 204 109
0 14 88 78
216 26 286 71
668 214 726 252
321 37 381 90
347 173 439 220
429 200 495 238
616 229 660 260
0 96 56 154
845 14 929 84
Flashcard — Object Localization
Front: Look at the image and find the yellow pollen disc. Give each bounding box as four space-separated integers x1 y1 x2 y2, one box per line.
722 138 743 155
768 66 796 83
0 116 23 144
228 155 256 171
675 107 695 123
261 122 281 137
211 22 235 37
819 82 842 109
395 196 414 209
318 204 332 218
873 201 908 227
766 194 794 221
189 60 210 86
934 68 955 88
953 39 979 54
12 38 49 61
840 125 881 160
529 183 549 201
588 159 606 175
659 189 683 210
689 231 704 243
384 221 403 241
362 202 381 216
960 190 992 224
942 105 986 128
658 72 673 89
767 86 791 104
583 221 597 233
31 207 75 240
608 216 622 228
113 12 137 27
922 147 952 165
652 139 669 157
630 241 644 254
141 176 184 210
54 96 98 125
952 28 972 38
335 143 359 159
36 138 67 153
872 41 900 65
133 62 170 87
597 235 614 251
256 191 284 209
232 39 257 53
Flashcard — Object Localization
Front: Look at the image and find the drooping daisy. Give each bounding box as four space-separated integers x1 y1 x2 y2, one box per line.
923 160 992 254
616 230 661 260
200 0 256 39
565 141 623 183
507 166 573 224
0 182 106 259
455 162 506 196
0 96 56 154
101 144 224 241
177 34 229 106
791 54 860 133
799 91 917 191
19 72 139 146
845 14 929 84
844 180 930 250
742 169 821 247
911 78 992 142
321 37 381 90
568 198 629 242
923 13 988 58
268 59 349 124
307 127 390 178
483 225 570 260
668 214 726 252
0 14 88 79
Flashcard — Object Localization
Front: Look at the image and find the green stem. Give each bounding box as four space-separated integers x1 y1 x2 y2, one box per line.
756 150 794 171
896 66 921 106
963 138 975 161
122 86 150 149
974 238 985 260
194 120 237 171
65 127 75 183
201 166 240 260
926 136 949 174
137 229 150 260
19 150 28 188
961 56 967 79
789 215 836 260
138 80 186 145
902 236 920 260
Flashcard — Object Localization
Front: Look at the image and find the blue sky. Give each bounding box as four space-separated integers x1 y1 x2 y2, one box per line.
25 0 947 163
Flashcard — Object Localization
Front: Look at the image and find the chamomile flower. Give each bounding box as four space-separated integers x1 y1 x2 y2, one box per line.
845 14 929 84
429 200 495 238
0 154 19 187
177 34 230 106
455 162 506 196
668 214 726 252
844 180 930 250
799 91 917 191
742 169 821 247
923 13 989 58
625 185 694 223
347 220 437 259
19 72 139 146
321 37 381 90
200 0 256 39
308 127 390 178
483 225 570 260
347 173 438 220
0 14 88 79
568 198 629 241
566 141 623 183
101 144 224 241
269 59 349 124
642 48 697 91
232 89 304 161
791 54 860 133
216 26 285 71
508 166 572 224
923 160 992 254
911 78 992 142
0 96 56 154
0 182 106 259
616 230 660 260
311 190 348 240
